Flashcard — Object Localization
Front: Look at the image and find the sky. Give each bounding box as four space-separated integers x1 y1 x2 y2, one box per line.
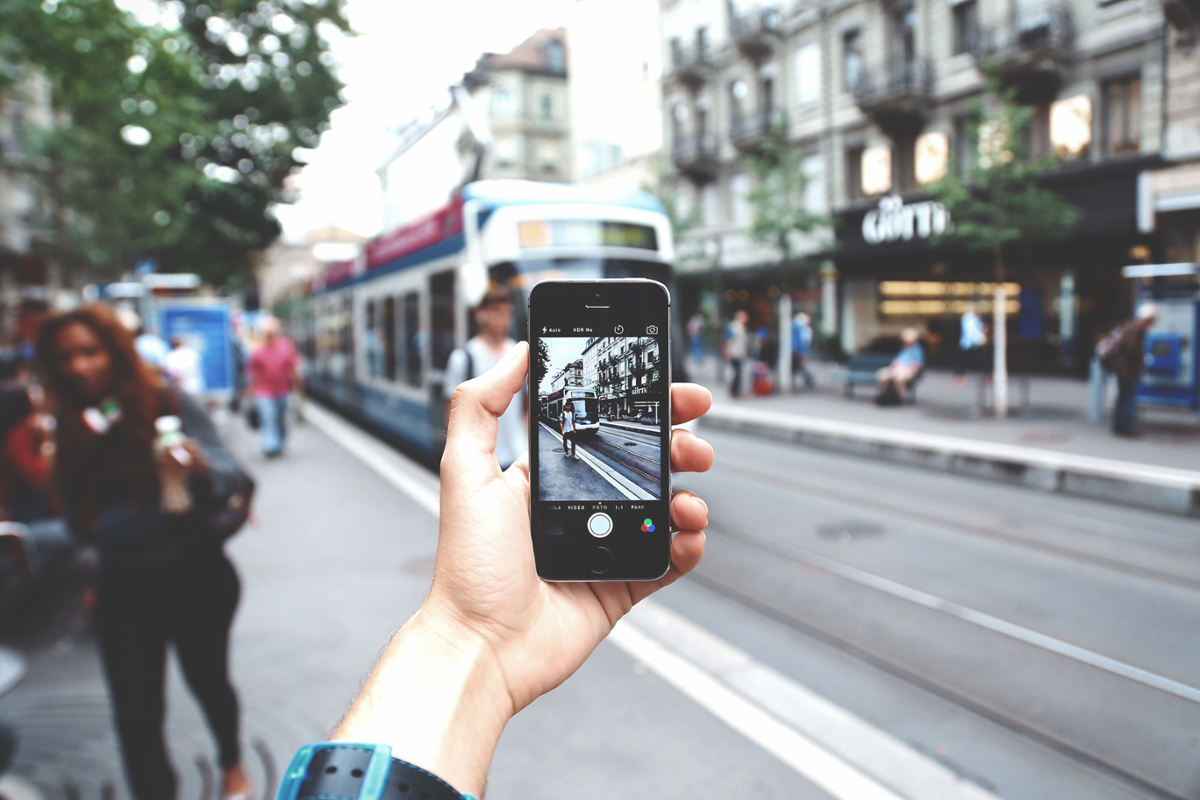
272 0 575 241
541 337 590 394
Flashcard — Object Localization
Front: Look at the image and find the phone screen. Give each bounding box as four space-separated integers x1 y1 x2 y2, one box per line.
528 280 671 581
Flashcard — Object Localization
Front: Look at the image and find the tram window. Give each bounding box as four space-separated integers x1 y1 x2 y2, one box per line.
430 270 456 371
383 296 397 381
403 291 422 387
365 299 383 378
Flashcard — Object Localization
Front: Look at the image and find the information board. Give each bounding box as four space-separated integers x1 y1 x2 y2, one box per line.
157 301 237 397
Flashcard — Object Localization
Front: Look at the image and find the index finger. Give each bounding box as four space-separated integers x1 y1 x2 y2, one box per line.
670 383 712 426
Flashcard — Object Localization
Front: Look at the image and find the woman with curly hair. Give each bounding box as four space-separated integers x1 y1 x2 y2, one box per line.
36 304 251 800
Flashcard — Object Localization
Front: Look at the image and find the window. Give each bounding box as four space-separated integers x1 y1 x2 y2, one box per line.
365 299 383 378
402 291 422 387
696 26 709 60
954 116 978 177
491 87 515 119
759 75 775 116
892 3 917 65
1103 74 1141 156
846 145 865 200
729 79 747 123
730 173 752 225
701 184 720 226
670 37 684 67
952 0 978 55
803 154 825 212
544 40 565 73
540 92 553 120
893 134 916 192
383 296 397 381
843 29 863 92
795 44 822 107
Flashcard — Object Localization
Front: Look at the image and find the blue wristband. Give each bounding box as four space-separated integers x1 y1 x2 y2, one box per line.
276 742 476 800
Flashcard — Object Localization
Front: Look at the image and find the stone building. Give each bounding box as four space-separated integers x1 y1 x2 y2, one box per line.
465 28 572 183
661 0 1187 372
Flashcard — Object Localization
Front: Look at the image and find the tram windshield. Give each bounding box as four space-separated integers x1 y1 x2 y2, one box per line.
570 398 597 421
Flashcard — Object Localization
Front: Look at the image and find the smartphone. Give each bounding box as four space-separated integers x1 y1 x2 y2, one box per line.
528 279 672 581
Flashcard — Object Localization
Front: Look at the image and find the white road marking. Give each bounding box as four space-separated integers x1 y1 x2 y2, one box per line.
539 422 653 501
726 527 1200 705
306 399 1000 799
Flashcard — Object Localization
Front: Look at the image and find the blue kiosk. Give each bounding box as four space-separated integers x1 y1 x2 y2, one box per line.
1123 263 1200 411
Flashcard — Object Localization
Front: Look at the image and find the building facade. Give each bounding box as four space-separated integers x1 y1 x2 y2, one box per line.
661 0 1187 372
465 28 572 183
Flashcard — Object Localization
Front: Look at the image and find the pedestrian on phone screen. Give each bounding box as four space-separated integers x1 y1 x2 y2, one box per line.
443 284 527 469
35 304 252 800
560 400 577 460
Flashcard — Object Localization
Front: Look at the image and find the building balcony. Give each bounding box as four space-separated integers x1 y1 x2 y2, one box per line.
671 133 720 183
670 42 715 89
730 110 777 154
972 1 1073 103
731 6 783 62
852 58 934 136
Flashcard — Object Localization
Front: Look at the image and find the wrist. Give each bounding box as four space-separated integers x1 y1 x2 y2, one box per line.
333 605 512 797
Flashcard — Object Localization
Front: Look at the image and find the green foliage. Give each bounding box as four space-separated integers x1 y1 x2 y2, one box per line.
926 66 1079 259
0 0 349 286
534 337 551 394
744 116 831 268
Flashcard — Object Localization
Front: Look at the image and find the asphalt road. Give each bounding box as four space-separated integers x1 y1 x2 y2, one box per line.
2 408 1197 800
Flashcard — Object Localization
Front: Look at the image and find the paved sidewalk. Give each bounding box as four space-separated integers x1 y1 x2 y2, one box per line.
691 357 1200 472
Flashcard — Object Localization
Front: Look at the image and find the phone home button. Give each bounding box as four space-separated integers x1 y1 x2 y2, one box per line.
587 512 613 538
589 546 613 575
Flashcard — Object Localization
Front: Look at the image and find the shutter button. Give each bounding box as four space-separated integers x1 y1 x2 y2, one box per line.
587 513 613 538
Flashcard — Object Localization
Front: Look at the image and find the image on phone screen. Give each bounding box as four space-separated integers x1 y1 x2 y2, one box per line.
535 335 665 502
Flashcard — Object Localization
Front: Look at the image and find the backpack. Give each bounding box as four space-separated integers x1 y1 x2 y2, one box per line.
1095 323 1127 370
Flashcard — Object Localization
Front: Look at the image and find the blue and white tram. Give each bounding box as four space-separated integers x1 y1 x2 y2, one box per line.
288 180 675 462
540 385 600 437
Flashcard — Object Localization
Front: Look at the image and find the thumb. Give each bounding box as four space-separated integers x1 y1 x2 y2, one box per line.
442 342 528 474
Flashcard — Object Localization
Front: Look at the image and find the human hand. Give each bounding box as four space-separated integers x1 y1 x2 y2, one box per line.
334 342 713 795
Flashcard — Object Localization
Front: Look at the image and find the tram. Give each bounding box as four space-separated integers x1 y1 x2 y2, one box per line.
284 180 675 461
539 385 600 437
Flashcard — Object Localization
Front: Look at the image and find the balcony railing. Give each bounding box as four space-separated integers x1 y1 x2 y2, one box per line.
730 109 778 153
972 1 1072 100
671 133 720 183
852 58 934 135
731 6 783 60
670 42 714 88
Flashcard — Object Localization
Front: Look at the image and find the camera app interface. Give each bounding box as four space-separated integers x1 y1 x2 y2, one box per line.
535 333 666 503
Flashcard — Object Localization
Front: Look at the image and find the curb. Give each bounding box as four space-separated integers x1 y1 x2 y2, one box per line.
702 404 1200 518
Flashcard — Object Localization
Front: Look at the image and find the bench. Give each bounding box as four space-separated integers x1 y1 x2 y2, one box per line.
844 353 923 400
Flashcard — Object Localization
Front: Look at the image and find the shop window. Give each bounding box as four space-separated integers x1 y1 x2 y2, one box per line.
843 29 863 92
1102 74 1141 156
952 0 979 55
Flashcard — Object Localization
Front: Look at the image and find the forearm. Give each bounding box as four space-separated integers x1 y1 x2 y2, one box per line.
333 606 512 797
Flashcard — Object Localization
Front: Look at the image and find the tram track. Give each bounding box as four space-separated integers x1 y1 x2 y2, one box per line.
584 425 662 487
692 522 1196 800
704 446 1200 592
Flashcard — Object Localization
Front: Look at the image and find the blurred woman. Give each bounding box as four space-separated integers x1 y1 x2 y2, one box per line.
35 305 250 800
0 379 53 522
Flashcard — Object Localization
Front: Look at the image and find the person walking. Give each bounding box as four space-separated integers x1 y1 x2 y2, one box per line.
443 285 527 469
560 401 578 460
686 312 704 369
723 310 750 399
791 311 815 391
34 304 252 800
244 317 300 458
1106 304 1157 437
165 336 205 396
954 302 987 387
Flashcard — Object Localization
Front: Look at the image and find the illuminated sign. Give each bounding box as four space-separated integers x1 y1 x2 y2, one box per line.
518 220 658 251
862 196 952 245
915 132 948 185
1050 95 1092 158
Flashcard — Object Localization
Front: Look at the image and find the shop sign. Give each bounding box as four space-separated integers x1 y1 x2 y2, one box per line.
862 195 952 245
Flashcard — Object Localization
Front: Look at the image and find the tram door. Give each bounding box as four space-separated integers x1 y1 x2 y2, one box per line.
429 270 456 451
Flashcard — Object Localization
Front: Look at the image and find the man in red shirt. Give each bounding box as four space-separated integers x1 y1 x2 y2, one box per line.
244 317 301 457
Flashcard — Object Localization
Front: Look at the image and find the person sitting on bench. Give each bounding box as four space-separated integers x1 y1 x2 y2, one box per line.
875 328 924 405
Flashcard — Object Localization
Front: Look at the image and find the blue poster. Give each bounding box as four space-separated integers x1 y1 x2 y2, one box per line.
158 303 236 395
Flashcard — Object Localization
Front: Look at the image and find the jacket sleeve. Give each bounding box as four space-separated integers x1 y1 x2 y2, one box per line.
179 393 248 500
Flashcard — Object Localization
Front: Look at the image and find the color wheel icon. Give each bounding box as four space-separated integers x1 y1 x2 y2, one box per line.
640 518 655 533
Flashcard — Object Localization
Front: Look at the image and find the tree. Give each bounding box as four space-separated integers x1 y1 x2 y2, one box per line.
926 67 1079 416
744 116 832 392
534 337 551 395
0 0 348 287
